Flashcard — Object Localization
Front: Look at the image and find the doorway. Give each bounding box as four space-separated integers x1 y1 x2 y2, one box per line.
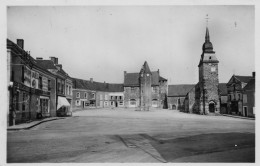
209 102 215 113
243 107 248 117
115 102 118 107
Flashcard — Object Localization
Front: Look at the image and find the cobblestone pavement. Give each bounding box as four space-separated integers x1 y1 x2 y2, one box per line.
7 108 255 163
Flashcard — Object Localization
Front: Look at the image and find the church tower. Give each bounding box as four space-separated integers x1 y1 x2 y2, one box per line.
139 61 152 111
198 27 220 114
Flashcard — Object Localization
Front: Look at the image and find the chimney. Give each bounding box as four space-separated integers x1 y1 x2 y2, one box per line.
56 64 62 71
17 39 24 49
36 57 43 60
253 72 255 78
50 57 58 64
90 78 93 83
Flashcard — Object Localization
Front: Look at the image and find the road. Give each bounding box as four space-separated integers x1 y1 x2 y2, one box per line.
7 108 255 163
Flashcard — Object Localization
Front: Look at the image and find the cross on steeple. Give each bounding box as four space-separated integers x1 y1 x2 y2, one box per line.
205 14 210 26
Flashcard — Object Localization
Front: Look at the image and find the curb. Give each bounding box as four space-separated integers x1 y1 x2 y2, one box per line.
222 114 255 120
7 117 66 131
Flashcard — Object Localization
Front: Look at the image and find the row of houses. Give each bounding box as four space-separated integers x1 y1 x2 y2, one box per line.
7 39 72 126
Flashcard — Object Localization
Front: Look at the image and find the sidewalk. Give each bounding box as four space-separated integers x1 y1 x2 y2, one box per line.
222 114 255 120
7 117 65 131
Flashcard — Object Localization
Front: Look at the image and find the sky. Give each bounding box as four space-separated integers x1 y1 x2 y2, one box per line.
7 5 255 84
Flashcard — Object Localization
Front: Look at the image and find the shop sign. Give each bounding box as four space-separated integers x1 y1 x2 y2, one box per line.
24 66 31 87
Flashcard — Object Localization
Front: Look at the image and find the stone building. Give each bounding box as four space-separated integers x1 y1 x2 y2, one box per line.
226 73 254 116
123 61 168 110
196 27 220 114
170 27 222 115
167 84 195 111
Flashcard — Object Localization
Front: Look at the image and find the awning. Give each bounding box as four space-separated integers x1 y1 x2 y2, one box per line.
57 96 70 110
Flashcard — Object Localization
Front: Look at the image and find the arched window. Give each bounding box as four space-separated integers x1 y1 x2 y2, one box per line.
130 99 136 106
152 99 158 107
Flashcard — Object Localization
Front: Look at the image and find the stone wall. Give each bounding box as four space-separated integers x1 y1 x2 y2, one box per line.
124 87 140 107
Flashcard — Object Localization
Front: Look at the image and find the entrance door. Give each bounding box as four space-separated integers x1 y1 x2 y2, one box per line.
243 107 248 117
209 103 215 113
115 102 118 107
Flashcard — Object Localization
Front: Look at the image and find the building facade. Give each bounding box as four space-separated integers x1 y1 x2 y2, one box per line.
226 74 254 116
242 76 255 117
7 39 57 125
36 57 72 116
123 61 168 110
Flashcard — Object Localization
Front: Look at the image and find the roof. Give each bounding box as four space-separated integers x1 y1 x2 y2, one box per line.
140 61 152 74
73 78 124 92
219 83 228 96
243 78 255 91
124 71 160 86
7 39 56 77
35 59 69 77
35 60 57 70
234 75 253 84
159 76 167 81
168 84 195 97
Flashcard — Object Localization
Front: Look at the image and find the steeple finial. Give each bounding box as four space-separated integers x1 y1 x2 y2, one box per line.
205 27 210 42
205 14 210 42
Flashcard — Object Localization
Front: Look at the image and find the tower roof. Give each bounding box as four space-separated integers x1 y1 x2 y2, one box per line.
140 61 152 74
202 27 214 53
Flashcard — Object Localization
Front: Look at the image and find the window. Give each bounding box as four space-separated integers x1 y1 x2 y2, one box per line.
76 100 80 106
38 76 42 90
228 95 231 101
76 92 80 98
16 91 19 110
111 102 113 105
152 86 158 93
61 81 64 94
152 99 158 107
111 96 113 100
238 93 241 100
119 101 123 105
66 85 68 95
85 92 87 99
119 96 122 100
104 101 108 106
91 93 95 99
48 80 51 91
211 67 216 72
243 94 247 103
131 87 135 92
105 95 108 100
100 94 103 100
57 82 61 93
130 99 136 105
22 93 26 111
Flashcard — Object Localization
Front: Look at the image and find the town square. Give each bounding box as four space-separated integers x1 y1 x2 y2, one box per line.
3 4 256 164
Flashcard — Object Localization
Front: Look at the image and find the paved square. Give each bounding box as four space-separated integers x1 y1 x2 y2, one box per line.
7 108 255 163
